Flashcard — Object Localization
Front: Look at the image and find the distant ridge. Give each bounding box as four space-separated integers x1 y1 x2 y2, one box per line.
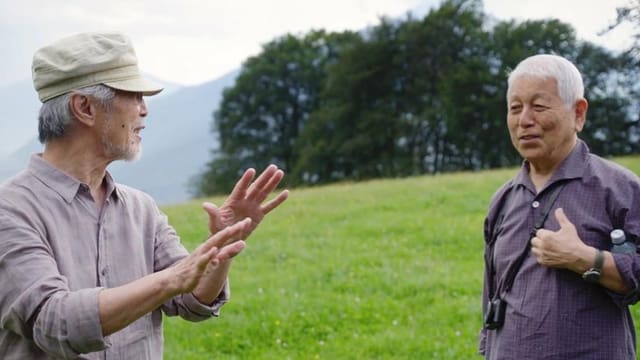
0 69 240 205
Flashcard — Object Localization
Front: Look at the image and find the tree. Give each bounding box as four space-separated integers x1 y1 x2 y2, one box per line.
195 30 360 195
294 0 494 184
602 0 640 56
575 42 639 156
292 19 402 185
194 0 638 195
392 0 490 174
600 0 640 139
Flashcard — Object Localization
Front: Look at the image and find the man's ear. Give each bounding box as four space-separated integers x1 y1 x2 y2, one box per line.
69 92 97 127
574 98 588 132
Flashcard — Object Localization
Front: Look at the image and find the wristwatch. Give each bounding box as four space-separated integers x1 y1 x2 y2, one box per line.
582 249 604 283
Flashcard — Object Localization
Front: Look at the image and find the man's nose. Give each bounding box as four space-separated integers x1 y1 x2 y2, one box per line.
139 99 148 117
518 106 535 126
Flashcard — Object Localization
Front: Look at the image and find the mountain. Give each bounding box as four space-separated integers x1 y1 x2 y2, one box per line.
0 80 41 158
0 69 239 205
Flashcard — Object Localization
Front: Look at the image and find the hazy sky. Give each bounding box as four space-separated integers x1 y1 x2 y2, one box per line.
0 0 633 88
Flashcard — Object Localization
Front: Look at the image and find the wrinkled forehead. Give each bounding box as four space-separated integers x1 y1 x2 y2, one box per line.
507 75 560 101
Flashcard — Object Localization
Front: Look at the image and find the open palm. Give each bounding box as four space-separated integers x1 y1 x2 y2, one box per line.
203 164 289 239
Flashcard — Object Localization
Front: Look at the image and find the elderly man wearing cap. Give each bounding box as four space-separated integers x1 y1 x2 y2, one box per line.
0 32 288 359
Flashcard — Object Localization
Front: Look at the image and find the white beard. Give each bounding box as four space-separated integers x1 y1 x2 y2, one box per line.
101 124 142 162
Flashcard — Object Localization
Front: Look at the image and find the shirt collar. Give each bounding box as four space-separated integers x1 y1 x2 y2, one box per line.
513 139 589 188
28 154 120 204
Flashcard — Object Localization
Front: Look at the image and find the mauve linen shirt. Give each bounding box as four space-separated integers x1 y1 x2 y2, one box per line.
0 154 229 359
479 140 640 360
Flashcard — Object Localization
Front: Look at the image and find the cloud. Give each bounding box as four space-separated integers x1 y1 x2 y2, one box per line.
0 0 425 87
483 0 633 51
0 0 633 88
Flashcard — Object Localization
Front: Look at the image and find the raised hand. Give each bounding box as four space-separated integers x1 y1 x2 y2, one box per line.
168 218 251 295
203 164 289 238
530 208 590 270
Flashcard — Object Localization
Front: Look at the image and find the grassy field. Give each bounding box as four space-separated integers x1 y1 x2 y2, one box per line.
161 156 640 359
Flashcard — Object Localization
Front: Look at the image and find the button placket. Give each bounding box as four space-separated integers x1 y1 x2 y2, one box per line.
97 207 109 286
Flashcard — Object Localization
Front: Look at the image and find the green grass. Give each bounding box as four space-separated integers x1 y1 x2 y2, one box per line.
161 155 640 359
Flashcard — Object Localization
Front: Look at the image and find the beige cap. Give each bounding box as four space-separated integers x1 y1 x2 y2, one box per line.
32 32 163 102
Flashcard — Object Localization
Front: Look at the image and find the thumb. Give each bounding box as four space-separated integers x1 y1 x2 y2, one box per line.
202 202 219 216
202 202 225 233
554 208 573 228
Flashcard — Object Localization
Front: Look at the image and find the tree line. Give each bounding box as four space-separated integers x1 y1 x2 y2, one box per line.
192 0 640 196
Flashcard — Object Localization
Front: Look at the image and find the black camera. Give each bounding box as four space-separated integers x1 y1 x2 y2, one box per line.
484 298 506 330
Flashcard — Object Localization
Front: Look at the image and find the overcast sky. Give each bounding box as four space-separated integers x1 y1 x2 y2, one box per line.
0 0 633 89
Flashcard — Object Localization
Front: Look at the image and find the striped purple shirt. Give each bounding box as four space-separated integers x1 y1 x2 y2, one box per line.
0 154 229 359
480 140 640 359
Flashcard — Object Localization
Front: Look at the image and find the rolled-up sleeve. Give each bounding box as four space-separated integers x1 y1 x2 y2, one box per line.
0 213 108 357
610 252 640 306
33 288 109 356
164 282 230 321
606 177 640 306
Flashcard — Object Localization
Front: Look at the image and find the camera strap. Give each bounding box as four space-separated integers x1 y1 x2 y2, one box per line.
486 181 566 299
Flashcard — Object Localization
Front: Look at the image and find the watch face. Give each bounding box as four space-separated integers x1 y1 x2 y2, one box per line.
583 269 601 282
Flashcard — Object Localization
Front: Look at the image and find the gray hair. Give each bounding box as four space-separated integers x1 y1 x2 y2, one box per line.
507 54 584 107
38 84 116 144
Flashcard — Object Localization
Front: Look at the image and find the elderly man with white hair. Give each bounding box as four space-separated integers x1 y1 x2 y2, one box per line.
480 54 640 359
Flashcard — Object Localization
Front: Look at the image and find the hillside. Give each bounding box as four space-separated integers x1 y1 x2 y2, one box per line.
159 156 640 359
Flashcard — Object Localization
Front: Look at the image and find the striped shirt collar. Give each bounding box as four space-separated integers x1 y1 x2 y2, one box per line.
27 153 119 204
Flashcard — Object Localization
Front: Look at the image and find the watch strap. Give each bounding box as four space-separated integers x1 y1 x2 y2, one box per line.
593 249 604 270
582 249 604 282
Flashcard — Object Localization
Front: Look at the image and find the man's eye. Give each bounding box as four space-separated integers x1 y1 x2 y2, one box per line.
533 104 548 111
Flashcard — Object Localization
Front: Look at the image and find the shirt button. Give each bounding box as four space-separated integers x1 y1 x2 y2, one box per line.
532 201 540 208
101 268 108 276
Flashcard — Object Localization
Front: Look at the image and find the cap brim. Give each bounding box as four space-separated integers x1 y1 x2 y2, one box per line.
103 77 163 96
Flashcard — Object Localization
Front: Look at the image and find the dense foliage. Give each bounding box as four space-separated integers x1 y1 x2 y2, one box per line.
194 0 640 195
